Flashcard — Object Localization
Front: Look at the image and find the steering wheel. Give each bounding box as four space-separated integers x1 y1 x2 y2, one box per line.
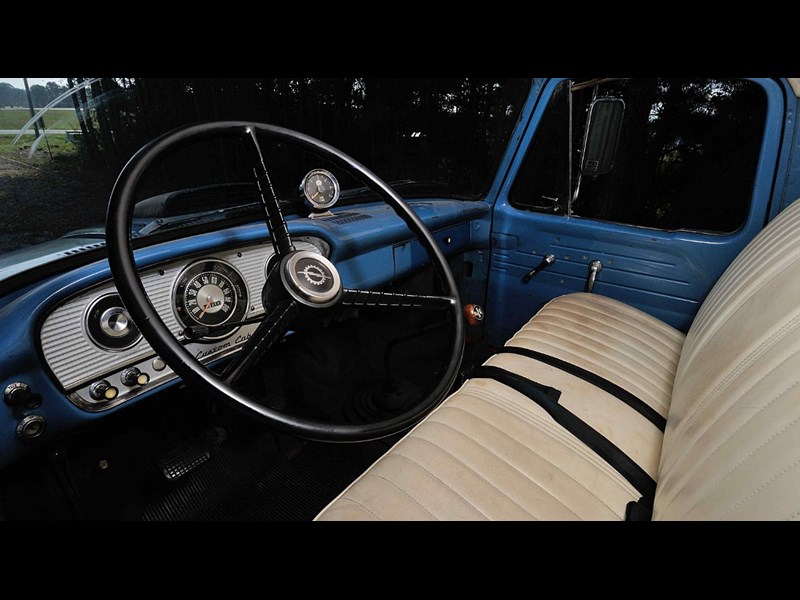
106 121 464 441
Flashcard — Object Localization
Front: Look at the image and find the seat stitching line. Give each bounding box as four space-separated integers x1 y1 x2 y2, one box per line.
536 306 681 353
681 314 800 434
457 392 647 496
507 334 674 405
521 321 677 385
455 389 639 481
495 346 670 419
690 235 800 342
720 454 800 520
412 436 542 519
382 453 488 519
408 432 542 519
539 308 683 364
461 380 657 501
513 328 674 393
362 472 440 520
682 386 800 512
507 336 669 413
455 383 646 480
514 325 674 384
659 348 800 489
455 391 600 458
417 421 581 519
686 379 800 503
336 497 382 521
436 402 630 513
540 304 683 361
552 296 684 341
684 253 800 366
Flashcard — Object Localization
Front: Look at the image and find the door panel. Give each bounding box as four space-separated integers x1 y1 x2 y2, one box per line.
486 78 785 347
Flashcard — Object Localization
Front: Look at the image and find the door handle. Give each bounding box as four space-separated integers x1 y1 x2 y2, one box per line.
584 260 603 293
522 254 556 283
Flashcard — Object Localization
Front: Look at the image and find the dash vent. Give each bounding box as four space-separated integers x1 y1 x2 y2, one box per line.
323 212 372 225
62 242 106 256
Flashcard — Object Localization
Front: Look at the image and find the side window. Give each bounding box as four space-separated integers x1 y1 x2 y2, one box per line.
510 81 570 214
510 78 768 234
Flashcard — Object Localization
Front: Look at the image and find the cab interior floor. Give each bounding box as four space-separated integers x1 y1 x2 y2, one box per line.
0 305 484 521
0 386 397 521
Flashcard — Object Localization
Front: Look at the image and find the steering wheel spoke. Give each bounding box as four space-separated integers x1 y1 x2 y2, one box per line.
244 126 295 257
341 288 455 310
220 299 298 387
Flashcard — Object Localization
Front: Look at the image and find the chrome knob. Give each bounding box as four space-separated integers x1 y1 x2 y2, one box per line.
121 368 149 387
100 307 132 338
90 380 118 401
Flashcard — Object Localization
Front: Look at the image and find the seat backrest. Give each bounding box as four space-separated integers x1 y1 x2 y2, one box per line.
654 199 800 520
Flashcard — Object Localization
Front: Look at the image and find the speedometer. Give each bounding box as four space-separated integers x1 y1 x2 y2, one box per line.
300 169 340 210
173 259 249 339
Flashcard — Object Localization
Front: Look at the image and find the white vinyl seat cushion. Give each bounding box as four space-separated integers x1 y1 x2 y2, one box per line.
316 293 682 520
506 292 684 419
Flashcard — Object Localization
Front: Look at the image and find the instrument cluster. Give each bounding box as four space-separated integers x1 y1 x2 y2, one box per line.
39 237 327 412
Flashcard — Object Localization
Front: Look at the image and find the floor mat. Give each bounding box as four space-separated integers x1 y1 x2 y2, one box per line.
141 440 377 521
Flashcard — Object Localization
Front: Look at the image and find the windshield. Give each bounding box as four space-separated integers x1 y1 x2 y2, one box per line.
0 77 531 258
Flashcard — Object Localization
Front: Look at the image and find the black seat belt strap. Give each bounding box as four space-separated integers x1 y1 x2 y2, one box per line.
625 497 654 521
472 365 657 503
497 346 667 432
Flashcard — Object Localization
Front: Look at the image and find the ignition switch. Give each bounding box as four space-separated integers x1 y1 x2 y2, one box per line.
4 382 31 406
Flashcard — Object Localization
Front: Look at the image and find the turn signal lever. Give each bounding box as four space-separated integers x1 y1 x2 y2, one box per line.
522 254 556 283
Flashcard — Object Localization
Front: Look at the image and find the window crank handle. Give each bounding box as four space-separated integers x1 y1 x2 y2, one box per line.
522 254 556 283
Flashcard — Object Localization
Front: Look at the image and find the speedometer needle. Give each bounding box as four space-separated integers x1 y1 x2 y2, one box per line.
198 298 213 319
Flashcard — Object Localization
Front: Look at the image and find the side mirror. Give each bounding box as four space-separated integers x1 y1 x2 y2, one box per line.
580 97 625 176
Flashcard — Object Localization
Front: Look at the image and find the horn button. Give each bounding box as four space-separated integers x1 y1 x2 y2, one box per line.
280 250 343 308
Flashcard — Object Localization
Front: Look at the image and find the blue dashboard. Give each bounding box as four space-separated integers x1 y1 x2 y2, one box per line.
0 199 490 468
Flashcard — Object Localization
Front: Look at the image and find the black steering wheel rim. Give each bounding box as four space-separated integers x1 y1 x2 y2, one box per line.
106 121 464 441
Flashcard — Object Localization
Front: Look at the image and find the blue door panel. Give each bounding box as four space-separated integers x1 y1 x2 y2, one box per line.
488 216 737 343
485 78 786 347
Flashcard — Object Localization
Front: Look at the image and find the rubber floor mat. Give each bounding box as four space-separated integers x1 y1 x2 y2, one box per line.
141 441 370 521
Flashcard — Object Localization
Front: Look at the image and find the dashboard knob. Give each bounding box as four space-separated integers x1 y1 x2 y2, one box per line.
90 380 118 401
4 382 31 406
463 304 484 326
100 307 131 338
16 415 46 441
121 368 149 387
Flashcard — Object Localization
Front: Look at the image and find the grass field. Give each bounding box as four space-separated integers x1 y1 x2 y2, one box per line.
0 134 78 162
0 133 114 254
0 108 80 131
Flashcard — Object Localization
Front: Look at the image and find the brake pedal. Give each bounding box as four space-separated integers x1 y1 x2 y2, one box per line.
157 441 210 481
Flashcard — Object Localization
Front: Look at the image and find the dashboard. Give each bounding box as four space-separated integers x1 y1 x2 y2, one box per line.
0 198 490 468
40 237 326 412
